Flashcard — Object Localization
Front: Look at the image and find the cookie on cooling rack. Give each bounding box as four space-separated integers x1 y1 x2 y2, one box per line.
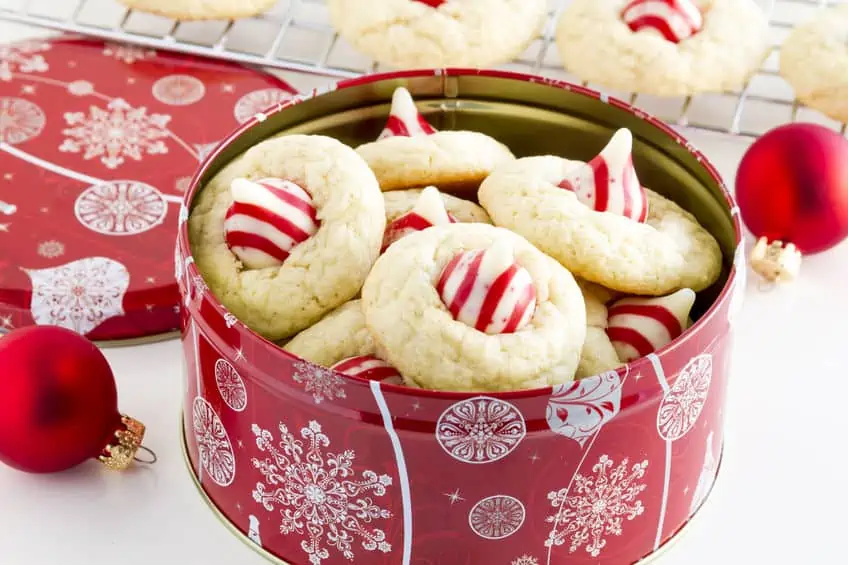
780 4 848 123
118 0 277 20
478 128 723 295
555 0 770 96
328 0 548 69
189 134 385 341
357 87 515 194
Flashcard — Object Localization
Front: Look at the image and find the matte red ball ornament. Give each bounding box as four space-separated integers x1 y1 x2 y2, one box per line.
0 326 147 474
735 123 848 256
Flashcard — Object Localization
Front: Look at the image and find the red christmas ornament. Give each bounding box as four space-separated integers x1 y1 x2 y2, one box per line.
0 326 148 474
735 123 848 256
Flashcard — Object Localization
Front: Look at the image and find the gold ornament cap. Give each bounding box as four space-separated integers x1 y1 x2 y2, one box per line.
749 237 802 284
98 415 148 471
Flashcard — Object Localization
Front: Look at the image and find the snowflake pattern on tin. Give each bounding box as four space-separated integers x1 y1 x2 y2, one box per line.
152 74 206 106
67 80 94 97
102 42 156 64
546 370 623 448
436 396 526 464
60 98 170 169
468 495 526 540
545 455 649 557
512 555 539 565
292 360 347 405
0 97 46 144
23 256 129 335
727 244 746 326
0 41 50 81
223 312 238 329
37 240 65 259
234 88 293 124
657 354 712 441
215 358 247 412
251 420 393 565
192 396 236 487
74 181 167 236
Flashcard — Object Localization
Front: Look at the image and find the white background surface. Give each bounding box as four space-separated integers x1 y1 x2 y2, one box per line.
2 11 848 565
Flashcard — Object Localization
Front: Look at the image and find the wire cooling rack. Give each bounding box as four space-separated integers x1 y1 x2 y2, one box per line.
0 0 845 139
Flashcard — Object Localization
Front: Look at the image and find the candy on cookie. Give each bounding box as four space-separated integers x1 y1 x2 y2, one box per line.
328 0 548 70
361 223 587 392
356 87 515 193
189 135 386 341
478 128 722 296
556 0 770 96
383 187 492 225
331 356 405 385
382 186 456 251
606 288 696 362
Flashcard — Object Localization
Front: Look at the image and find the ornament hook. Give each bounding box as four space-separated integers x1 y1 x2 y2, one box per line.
133 445 158 465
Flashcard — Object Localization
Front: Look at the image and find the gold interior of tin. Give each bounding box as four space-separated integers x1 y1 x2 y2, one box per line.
199 75 735 318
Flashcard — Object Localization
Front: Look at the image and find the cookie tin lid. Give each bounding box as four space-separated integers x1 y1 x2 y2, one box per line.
0 37 295 343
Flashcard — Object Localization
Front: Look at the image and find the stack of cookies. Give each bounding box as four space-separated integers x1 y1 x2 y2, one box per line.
188 86 724 393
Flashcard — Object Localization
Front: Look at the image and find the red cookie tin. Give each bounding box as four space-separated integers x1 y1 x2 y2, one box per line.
0 37 294 343
178 69 745 565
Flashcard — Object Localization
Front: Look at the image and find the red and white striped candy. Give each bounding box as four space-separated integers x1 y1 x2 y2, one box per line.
382 186 457 251
558 128 649 223
621 0 703 44
605 288 696 362
377 87 438 140
331 355 404 385
413 0 446 7
436 240 537 335
224 177 320 270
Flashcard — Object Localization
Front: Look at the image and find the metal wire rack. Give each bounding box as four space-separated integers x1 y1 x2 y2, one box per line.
0 0 845 139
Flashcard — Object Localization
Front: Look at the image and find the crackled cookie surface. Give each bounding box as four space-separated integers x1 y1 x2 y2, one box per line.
362 223 587 392
781 5 848 123
328 0 547 69
357 88 514 193
478 129 723 295
556 0 769 96
118 0 277 20
576 287 622 380
189 134 385 341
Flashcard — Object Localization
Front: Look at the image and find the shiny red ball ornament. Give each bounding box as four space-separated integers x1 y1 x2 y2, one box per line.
735 123 848 255
0 326 146 473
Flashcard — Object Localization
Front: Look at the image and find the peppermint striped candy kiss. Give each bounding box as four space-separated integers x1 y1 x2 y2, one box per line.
382 186 456 251
413 0 446 7
436 240 537 335
606 288 696 362
331 355 404 385
224 177 320 270
621 0 704 44
377 87 438 140
558 128 648 222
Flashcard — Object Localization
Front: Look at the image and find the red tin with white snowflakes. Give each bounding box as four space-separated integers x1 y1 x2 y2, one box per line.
178 70 745 565
0 37 294 342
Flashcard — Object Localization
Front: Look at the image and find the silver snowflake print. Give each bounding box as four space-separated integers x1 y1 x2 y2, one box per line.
215 358 247 412
102 42 156 64
0 41 49 81
60 98 171 169
37 240 65 259
0 96 46 145
292 360 347 404
251 420 393 564
223 312 238 329
436 396 526 464
468 495 525 540
545 455 648 557
192 396 236 487
74 181 167 236
657 354 712 441
512 555 539 565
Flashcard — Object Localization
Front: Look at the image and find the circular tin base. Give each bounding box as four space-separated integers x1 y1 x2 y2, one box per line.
180 418 723 565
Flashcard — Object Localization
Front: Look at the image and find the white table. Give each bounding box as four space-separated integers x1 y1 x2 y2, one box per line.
1 18 847 565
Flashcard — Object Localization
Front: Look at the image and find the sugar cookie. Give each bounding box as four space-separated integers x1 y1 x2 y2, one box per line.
576 288 622 380
118 0 277 20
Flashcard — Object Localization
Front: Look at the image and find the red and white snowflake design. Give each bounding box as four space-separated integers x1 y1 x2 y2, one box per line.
511 555 539 565
67 80 95 97
545 455 649 557
0 41 50 81
60 98 171 169
192 396 236 487
23 256 130 335
215 358 247 412
234 88 293 124
468 495 526 540
74 181 168 236
657 354 712 440
102 42 156 64
251 420 393 565
291 360 347 405
0 97 46 144
436 396 526 464
37 240 65 259
152 74 206 106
